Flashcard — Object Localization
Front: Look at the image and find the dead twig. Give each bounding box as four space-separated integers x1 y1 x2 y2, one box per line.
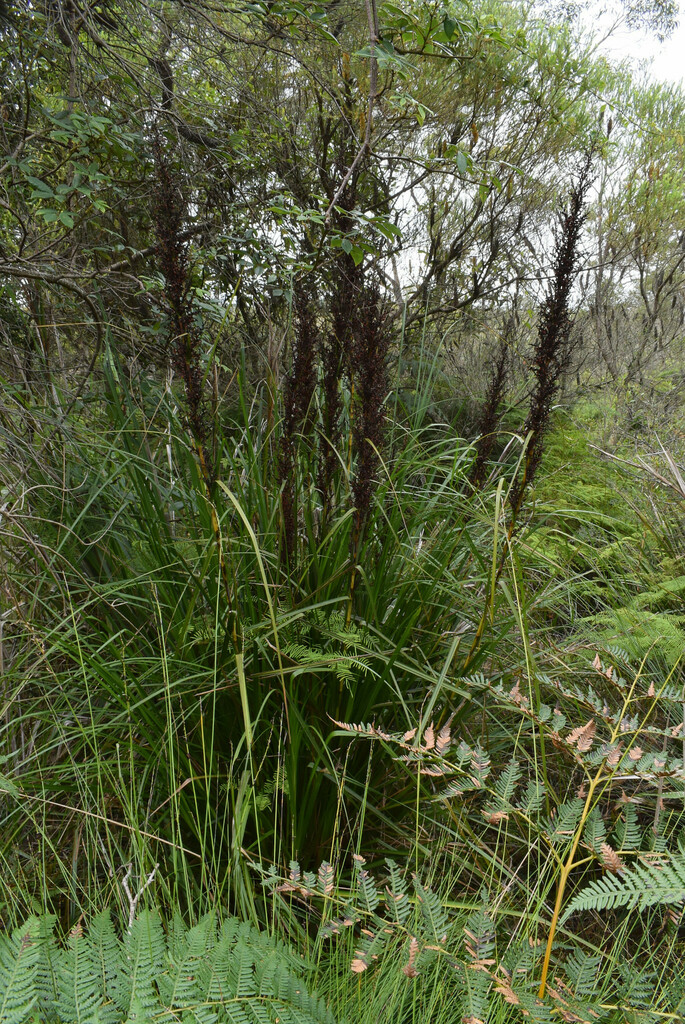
121 862 159 931
590 442 685 499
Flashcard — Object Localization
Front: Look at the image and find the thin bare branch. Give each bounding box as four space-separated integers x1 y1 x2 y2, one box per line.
325 0 379 223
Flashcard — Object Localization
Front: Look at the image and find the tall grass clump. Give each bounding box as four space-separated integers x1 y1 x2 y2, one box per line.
0 317 508 926
2 276 685 1022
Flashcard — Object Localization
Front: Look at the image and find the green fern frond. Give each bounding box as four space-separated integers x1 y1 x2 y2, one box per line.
470 744 491 787
0 912 336 1024
648 810 670 854
551 709 567 732
546 798 584 843
86 911 120 1003
584 608 685 668
563 853 685 919
114 910 166 1017
161 913 217 1018
413 877 448 943
519 779 546 813
583 807 607 852
333 656 371 682
563 950 602 999
353 857 380 914
633 575 685 610
491 757 522 809
0 918 43 1024
188 623 217 645
384 860 411 926
461 962 492 1023
33 916 58 1015
617 961 659 1011
462 908 495 965
512 987 554 1023
282 612 378 687
283 641 325 665
55 924 103 1024
315 611 374 653
497 757 522 802
612 804 643 851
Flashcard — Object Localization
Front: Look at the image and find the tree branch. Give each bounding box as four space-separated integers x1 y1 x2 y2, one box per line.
325 0 379 223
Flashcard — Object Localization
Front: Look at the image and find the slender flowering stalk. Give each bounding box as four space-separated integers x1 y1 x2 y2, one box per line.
280 285 319 567
152 145 242 682
347 281 389 623
511 150 594 514
470 336 509 488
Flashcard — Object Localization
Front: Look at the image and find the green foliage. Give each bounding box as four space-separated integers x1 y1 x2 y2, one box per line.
0 911 335 1024
281 611 378 688
565 851 685 917
3 340 685 1021
0 919 43 1024
268 854 685 1024
2 0 685 1019
584 607 685 668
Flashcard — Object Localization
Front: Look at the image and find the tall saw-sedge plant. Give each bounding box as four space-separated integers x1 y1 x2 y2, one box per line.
280 284 319 572
462 148 596 676
509 148 595 515
347 281 390 626
152 144 250 748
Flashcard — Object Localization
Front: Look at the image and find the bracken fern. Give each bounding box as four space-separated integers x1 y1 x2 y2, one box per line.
0 911 335 1024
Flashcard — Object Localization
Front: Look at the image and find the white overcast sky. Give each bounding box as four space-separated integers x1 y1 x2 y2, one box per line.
592 1 685 86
